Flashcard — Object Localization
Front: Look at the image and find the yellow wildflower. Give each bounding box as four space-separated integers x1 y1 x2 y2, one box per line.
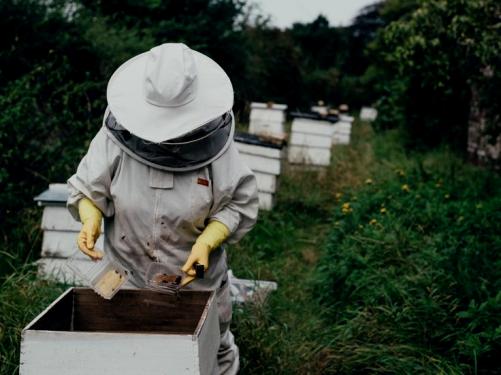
401 184 410 192
341 202 352 214
369 219 378 225
380 207 387 214
335 192 343 202
365 178 373 185
396 169 405 177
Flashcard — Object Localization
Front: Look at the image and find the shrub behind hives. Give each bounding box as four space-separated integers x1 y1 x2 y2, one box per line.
314 157 501 374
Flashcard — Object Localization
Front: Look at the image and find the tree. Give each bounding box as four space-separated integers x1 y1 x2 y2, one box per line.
373 0 501 159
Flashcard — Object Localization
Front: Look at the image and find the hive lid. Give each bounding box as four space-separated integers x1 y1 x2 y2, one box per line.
290 111 339 123
250 102 287 111
234 131 285 149
339 114 355 122
34 183 70 206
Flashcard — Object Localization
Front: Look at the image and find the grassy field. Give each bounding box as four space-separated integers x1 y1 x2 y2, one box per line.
1 121 500 374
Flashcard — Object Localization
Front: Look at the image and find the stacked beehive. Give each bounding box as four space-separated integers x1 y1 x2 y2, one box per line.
332 114 354 145
235 132 284 210
360 106 378 121
288 114 334 167
310 104 328 116
248 102 287 140
34 183 103 283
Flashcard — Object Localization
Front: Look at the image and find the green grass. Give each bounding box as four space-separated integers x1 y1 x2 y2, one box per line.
313 158 501 374
1 121 500 374
0 267 66 375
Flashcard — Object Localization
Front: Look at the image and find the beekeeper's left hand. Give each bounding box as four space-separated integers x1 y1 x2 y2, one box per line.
181 220 230 279
77 197 104 260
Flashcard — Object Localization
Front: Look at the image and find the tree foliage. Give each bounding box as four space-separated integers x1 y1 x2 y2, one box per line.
373 0 501 150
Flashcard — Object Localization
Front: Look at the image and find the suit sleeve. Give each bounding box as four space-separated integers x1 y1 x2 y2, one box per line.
66 127 121 221
209 141 259 244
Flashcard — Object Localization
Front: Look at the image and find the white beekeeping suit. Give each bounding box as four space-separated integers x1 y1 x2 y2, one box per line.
67 43 259 375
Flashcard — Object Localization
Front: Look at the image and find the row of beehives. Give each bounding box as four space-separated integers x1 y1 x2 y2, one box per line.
248 101 356 148
235 102 356 211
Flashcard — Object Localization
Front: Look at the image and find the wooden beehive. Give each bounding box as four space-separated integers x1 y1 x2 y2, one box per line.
360 107 378 121
20 288 219 375
310 104 328 116
34 184 104 284
235 132 285 210
332 115 354 145
288 116 334 167
248 102 287 139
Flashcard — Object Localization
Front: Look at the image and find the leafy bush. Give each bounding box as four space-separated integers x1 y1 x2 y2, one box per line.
372 0 501 151
315 154 501 373
0 60 105 275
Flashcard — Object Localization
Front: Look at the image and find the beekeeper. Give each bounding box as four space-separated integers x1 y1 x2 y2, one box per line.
67 43 259 375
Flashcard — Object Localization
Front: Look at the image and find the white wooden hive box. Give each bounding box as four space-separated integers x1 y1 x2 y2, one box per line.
360 107 378 121
235 132 286 210
288 146 331 166
236 142 283 176
35 184 107 283
20 288 220 375
249 102 287 138
291 118 334 137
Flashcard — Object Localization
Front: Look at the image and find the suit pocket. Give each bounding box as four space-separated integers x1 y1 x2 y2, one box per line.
149 168 174 189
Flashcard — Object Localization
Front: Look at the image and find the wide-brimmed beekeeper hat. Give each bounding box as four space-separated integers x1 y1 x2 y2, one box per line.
106 43 234 143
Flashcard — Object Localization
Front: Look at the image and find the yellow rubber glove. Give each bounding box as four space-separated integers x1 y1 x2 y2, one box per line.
181 220 230 286
77 198 104 261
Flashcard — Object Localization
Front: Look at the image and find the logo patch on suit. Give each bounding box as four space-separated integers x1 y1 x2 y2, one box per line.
197 178 209 187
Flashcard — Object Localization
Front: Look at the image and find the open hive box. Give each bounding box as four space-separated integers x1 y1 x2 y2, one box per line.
20 288 219 375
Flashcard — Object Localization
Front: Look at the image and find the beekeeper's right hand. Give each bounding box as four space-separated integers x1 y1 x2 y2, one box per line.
77 198 104 260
